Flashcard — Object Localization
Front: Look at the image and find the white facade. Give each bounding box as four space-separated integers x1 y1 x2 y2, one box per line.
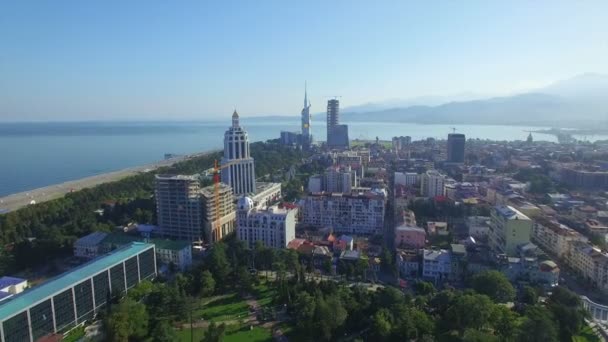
221 110 256 196
422 249 451 283
466 216 491 238
325 166 356 193
300 191 386 235
74 231 109 259
252 182 282 209
420 170 445 198
533 218 587 258
236 197 296 249
308 175 323 193
395 172 418 186
154 241 193 271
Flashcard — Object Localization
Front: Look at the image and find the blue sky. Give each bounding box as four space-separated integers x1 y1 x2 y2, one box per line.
1 0 607 121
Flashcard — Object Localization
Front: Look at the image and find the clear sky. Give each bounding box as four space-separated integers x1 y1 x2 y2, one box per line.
1 0 607 121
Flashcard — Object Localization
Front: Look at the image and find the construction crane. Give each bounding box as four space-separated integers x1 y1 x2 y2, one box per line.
450 127 456 133
325 95 342 100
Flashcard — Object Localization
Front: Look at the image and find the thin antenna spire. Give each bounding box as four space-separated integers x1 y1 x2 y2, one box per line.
304 81 308 108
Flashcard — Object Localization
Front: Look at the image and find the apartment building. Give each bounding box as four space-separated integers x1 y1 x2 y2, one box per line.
489 206 533 256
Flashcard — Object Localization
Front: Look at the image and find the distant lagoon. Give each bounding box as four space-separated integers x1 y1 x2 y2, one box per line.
1 119 607 197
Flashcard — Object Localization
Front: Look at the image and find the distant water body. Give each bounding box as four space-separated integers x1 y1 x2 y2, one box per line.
2 119 607 197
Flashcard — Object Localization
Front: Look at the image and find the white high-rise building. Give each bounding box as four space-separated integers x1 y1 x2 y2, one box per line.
420 170 445 198
221 110 256 196
236 197 296 249
300 191 386 235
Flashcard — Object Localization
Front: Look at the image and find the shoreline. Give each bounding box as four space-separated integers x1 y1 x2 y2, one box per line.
0 150 219 214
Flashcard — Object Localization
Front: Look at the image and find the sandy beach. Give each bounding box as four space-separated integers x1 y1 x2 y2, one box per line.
0 150 218 214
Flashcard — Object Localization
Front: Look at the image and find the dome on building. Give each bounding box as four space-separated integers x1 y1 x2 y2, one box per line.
237 196 254 211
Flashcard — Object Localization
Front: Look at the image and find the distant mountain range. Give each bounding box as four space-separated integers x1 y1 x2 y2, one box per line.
311 73 608 128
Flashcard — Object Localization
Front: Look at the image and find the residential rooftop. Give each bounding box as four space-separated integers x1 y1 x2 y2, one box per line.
0 242 154 322
495 205 531 221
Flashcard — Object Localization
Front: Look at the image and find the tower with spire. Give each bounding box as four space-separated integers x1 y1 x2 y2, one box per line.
301 82 312 149
221 110 256 195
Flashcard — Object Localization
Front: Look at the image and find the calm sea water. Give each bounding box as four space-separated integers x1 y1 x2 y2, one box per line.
1 119 606 197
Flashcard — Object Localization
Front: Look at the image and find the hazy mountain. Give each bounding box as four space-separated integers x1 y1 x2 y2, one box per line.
342 92 489 113
313 73 608 128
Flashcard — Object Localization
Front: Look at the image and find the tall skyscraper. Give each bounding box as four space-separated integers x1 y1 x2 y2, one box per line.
447 133 466 163
155 174 203 241
221 110 256 195
301 82 312 148
326 99 339 140
326 99 349 149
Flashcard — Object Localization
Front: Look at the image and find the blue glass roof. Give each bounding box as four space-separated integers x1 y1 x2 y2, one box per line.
0 242 154 322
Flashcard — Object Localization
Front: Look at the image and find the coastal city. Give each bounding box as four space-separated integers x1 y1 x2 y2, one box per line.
0 87 607 341
2 2 608 342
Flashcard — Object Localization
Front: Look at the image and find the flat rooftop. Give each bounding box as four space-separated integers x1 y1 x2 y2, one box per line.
155 174 198 181
0 242 154 322
495 205 531 221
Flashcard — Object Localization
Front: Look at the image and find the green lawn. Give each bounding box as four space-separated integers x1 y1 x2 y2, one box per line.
572 324 601 342
195 293 251 322
254 283 277 307
176 325 272 342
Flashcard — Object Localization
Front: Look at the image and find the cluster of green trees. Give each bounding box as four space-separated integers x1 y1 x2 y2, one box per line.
281 273 587 342
0 141 308 274
513 168 555 194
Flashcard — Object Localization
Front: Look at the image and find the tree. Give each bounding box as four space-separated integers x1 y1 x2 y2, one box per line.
200 270 216 297
519 306 558 342
414 281 436 296
520 285 538 305
371 308 393 341
202 322 226 342
463 329 499 342
149 319 178 342
208 243 231 287
236 266 253 294
106 298 149 342
547 287 585 341
471 270 515 303
444 294 495 336
491 305 519 341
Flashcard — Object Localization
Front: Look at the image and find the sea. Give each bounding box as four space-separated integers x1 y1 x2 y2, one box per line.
2 119 608 197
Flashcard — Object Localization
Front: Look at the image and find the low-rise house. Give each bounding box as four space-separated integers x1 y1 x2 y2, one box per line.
153 239 193 271
74 231 108 259
586 219 608 235
573 205 598 221
427 221 448 235
396 249 420 278
0 276 27 302
422 249 451 283
395 224 426 249
466 216 491 239
450 244 467 281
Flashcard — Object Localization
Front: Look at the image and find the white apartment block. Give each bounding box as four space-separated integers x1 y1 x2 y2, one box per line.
300 191 386 235
236 197 296 249
566 241 608 293
533 217 588 258
420 170 446 198
422 249 451 283
395 172 418 186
